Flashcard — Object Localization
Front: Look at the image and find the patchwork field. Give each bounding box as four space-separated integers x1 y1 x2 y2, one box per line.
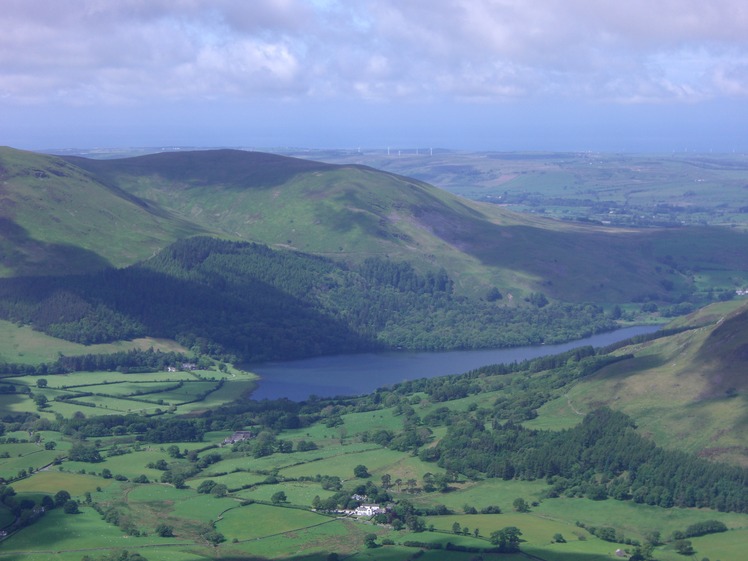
1 310 747 561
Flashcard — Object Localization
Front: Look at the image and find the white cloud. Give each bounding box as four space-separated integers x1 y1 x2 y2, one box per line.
1 0 747 106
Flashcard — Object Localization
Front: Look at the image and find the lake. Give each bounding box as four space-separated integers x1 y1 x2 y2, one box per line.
247 325 661 401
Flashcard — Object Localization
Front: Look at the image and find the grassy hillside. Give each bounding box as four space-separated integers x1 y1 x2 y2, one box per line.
0 147 205 277
283 149 748 228
531 300 748 465
62 149 748 303
1 146 746 302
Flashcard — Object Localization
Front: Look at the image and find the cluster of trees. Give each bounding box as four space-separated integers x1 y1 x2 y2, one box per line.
81 550 148 561
56 348 192 374
93 502 144 536
0 237 617 362
1 349 193 378
675 520 728 539
428 408 748 513
55 412 206 443
0 485 82 536
68 442 103 462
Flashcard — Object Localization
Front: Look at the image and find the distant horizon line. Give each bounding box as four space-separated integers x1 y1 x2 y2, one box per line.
35 145 748 157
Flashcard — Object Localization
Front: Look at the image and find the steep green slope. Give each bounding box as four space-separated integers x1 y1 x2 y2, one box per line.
64 149 748 303
0 147 205 276
0 237 616 361
536 301 748 465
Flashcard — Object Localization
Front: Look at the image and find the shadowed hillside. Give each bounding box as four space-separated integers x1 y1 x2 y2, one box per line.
64 148 336 189
0 146 205 276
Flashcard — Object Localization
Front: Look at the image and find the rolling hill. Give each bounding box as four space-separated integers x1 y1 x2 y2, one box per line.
2 146 747 304
0 146 204 276
532 300 748 465
62 148 748 304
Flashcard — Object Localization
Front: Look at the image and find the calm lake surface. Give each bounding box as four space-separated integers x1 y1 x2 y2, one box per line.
248 325 661 401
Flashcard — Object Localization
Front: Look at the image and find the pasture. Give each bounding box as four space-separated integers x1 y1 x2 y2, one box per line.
0 366 258 421
12 471 113 495
0 507 170 552
235 481 332 506
0 449 60 481
0 319 187 364
223 516 360 559
413 477 549 512
216 502 332 541
278 447 418 480
189 471 268 491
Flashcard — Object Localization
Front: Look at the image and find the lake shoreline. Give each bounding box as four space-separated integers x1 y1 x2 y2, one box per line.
246 324 662 402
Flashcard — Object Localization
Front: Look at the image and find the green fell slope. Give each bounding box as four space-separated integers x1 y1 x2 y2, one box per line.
1 146 746 303
542 301 748 465
0 147 205 277
63 149 748 303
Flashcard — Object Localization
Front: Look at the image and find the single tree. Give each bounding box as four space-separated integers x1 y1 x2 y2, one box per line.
210 484 228 498
63 499 80 514
271 491 287 504
381 474 391 489
353 464 370 478
674 539 694 555
155 523 174 537
490 526 523 552
513 497 529 512
54 490 71 507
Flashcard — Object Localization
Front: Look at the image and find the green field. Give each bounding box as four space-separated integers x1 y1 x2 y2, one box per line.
235 481 335 507
0 450 60 480
217 502 332 540
12 471 114 496
0 507 172 552
0 366 257 421
0 319 188 364
278 447 421 480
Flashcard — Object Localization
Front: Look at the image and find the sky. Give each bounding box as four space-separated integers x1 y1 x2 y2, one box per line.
2 0 748 152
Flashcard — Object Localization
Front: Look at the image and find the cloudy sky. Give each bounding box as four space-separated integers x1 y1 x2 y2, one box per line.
2 0 747 151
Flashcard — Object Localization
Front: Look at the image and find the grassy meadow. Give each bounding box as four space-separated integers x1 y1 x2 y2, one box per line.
0 320 190 365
